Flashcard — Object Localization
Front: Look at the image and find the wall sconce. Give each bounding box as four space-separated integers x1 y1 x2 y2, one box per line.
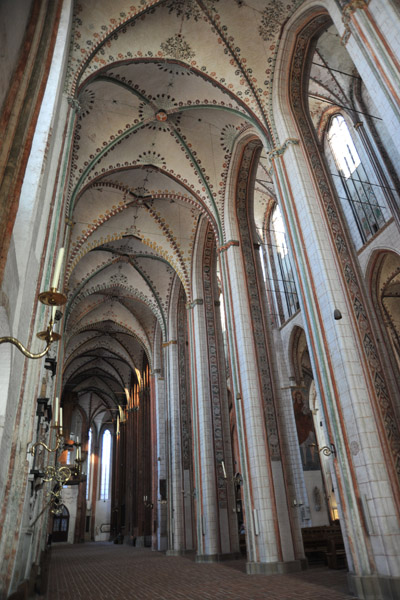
74 440 85 476
233 472 243 486
64 437 86 479
309 442 337 458
319 443 337 457
36 397 52 422
42 464 72 486
44 357 57 378
48 484 66 515
29 397 64 455
29 429 63 456
0 248 66 358
143 495 153 509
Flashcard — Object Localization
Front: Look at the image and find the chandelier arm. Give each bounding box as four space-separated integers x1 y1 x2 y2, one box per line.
0 335 53 359
29 435 62 456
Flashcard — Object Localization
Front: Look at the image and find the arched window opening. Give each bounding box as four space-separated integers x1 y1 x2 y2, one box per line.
86 428 92 500
306 22 394 250
370 251 400 381
290 328 336 529
100 429 112 501
268 204 299 322
327 114 388 244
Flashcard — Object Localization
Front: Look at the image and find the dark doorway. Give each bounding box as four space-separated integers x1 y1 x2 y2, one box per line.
52 505 69 543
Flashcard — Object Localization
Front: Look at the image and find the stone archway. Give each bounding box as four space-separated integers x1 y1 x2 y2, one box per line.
287 10 400 481
369 250 400 401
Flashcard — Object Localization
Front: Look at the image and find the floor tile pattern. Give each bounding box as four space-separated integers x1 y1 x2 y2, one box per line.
43 543 358 600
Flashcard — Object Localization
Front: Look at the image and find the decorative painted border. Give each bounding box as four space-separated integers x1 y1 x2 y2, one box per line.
177 286 193 473
236 141 281 460
203 225 228 504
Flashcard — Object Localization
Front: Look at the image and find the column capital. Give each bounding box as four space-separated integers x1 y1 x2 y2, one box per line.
217 240 240 254
267 138 299 161
340 0 369 44
186 298 203 310
67 96 82 113
161 340 177 348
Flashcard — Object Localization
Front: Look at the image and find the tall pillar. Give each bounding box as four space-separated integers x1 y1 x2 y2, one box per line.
177 289 195 552
219 241 299 574
218 141 301 574
152 368 167 551
269 133 400 596
339 0 400 134
164 339 185 554
188 226 240 561
90 442 99 541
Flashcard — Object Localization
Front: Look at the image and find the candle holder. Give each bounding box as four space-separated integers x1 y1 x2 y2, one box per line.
42 464 72 485
48 485 65 515
309 442 337 458
0 287 66 359
233 473 243 486
74 457 84 476
144 497 153 509
38 287 67 307
28 428 64 456
319 443 337 458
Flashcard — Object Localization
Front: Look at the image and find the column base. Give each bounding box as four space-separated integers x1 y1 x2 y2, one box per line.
196 552 242 563
134 536 145 547
246 560 302 575
157 536 168 552
348 572 400 600
299 557 308 571
166 549 195 557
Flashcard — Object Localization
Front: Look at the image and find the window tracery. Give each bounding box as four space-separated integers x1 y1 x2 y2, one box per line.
326 114 388 245
267 204 299 323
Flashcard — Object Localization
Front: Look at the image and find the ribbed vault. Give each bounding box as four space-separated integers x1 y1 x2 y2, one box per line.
62 0 304 427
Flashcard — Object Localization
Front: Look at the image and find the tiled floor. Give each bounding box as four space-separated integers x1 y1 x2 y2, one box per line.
43 543 357 600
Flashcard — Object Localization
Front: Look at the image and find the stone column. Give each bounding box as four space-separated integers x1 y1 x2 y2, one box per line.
187 299 219 560
270 137 400 596
219 242 299 574
164 340 185 554
152 369 167 551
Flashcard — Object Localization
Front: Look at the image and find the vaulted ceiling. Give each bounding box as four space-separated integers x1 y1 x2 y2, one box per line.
61 0 345 429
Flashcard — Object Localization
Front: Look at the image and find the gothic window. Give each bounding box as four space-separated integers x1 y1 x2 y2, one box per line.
306 21 396 251
100 429 111 501
268 204 299 323
370 251 400 379
326 114 388 246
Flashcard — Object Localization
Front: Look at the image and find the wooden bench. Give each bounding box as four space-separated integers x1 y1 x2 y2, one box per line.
302 525 347 569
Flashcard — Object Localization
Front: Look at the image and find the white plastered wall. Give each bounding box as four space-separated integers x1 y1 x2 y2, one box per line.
0 2 74 595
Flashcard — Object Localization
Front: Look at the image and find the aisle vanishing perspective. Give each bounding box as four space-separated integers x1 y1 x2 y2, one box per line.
43 543 357 600
2 3 400 600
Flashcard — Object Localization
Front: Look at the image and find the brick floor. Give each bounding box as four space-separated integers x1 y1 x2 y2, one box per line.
43 543 358 600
